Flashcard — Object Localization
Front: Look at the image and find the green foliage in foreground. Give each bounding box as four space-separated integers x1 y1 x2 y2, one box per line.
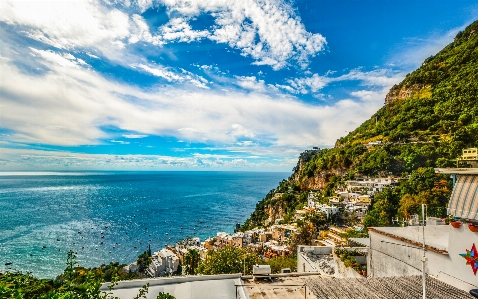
196 246 262 275
0 251 175 299
266 256 297 274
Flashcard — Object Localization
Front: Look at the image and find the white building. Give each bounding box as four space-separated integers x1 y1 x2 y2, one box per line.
148 248 180 277
345 177 397 194
315 204 340 219
366 169 478 292
122 261 138 273
308 192 317 208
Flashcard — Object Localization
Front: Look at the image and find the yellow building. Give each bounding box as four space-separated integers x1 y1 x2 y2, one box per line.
461 148 478 160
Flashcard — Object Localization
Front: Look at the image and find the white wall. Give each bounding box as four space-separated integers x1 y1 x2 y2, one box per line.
369 225 478 292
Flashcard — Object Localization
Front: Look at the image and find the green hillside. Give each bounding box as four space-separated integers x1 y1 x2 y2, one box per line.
243 20 478 230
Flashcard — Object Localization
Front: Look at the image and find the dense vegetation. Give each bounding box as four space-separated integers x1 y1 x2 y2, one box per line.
0 251 175 299
243 20 478 231
195 246 297 275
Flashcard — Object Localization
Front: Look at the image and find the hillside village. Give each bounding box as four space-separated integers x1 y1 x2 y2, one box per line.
122 173 399 277
121 151 459 278
117 147 478 298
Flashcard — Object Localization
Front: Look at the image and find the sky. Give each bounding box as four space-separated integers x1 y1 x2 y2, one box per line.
0 0 477 172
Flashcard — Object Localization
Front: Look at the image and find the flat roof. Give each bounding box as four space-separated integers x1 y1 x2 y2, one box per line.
243 276 318 299
306 275 473 299
369 225 449 253
435 168 478 174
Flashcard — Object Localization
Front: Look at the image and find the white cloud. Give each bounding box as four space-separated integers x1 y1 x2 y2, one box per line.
156 0 326 69
132 63 183 81
336 69 404 87
109 140 130 144
1 1 131 51
0 46 381 150
288 69 405 95
288 73 330 93
0 147 292 171
131 63 210 88
1 0 325 70
156 17 209 43
230 124 255 138
236 76 266 92
122 134 148 138
350 90 387 102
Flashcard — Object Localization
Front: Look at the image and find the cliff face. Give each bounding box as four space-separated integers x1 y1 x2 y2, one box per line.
264 204 286 224
384 84 425 105
292 166 340 190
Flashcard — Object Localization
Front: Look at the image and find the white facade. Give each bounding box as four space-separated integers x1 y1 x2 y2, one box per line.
316 204 340 219
308 192 317 208
345 177 397 194
123 261 138 273
368 225 478 292
148 248 180 277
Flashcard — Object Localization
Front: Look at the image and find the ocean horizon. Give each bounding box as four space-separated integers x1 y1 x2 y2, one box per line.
0 171 289 278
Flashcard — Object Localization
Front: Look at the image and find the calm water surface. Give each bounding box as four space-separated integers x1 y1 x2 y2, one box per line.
0 171 288 278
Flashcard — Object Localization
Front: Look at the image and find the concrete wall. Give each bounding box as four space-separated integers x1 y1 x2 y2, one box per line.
101 273 242 290
334 255 364 279
298 245 333 255
369 225 478 292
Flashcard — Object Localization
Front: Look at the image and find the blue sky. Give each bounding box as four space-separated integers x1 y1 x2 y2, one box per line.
1 0 477 171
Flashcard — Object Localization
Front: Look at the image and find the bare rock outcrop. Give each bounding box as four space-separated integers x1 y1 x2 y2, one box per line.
384 83 424 105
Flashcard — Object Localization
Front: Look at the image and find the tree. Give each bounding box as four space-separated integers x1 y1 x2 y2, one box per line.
196 246 262 275
266 257 297 273
183 249 200 275
137 252 151 275
0 252 150 299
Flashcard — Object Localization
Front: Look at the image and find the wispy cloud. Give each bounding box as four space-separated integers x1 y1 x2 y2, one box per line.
131 63 209 88
109 140 131 144
287 68 405 95
0 45 382 150
122 134 148 139
0 147 292 171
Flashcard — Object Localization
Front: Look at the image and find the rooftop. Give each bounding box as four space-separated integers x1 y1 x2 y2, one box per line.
305 275 473 299
435 168 478 174
242 275 318 299
369 225 449 253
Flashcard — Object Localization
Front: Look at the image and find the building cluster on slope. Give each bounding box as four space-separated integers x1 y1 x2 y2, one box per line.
298 167 478 296
123 224 299 277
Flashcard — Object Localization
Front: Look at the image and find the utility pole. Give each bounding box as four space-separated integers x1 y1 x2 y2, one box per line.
421 204 427 299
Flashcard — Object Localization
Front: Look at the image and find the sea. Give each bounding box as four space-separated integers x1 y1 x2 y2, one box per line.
0 171 289 278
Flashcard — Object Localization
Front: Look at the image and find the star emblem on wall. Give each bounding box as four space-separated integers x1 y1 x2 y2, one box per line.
460 243 478 275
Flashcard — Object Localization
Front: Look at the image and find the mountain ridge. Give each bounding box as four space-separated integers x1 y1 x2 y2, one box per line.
242 19 478 230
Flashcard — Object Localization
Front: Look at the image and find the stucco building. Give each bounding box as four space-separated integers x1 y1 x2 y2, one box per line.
367 168 478 293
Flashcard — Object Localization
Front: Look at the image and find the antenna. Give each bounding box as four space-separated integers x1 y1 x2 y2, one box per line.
421 204 427 299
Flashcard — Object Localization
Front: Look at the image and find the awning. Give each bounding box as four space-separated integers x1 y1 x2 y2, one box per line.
448 175 478 220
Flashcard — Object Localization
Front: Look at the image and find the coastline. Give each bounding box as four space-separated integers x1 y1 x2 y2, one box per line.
0 171 289 278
